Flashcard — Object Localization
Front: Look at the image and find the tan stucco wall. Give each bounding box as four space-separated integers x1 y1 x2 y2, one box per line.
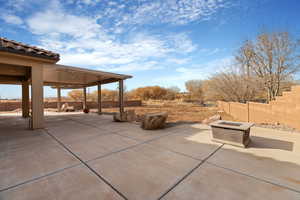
218 85 300 130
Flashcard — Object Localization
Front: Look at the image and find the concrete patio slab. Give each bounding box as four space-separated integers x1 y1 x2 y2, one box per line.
208 126 300 192
88 143 199 200
162 163 300 200
0 128 79 191
65 114 133 133
112 123 184 142
0 116 28 128
148 126 222 160
64 133 139 161
0 165 124 200
45 120 111 144
1 113 300 199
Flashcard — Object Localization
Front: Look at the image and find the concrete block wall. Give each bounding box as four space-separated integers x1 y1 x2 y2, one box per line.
218 85 300 130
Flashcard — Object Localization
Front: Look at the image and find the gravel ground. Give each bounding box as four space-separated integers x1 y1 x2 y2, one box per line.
255 123 300 133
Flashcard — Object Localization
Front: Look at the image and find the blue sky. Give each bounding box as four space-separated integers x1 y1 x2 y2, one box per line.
0 0 300 98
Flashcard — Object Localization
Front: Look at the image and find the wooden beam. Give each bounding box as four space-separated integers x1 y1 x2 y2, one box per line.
44 81 86 87
100 78 121 85
44 63 132 79
0 52 57 64
0 75 25 83
0 64 30 76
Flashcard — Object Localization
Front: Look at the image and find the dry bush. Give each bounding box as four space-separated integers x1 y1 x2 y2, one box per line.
185 80 204 103
68 89 83 101
128 86 180 101
204 70 266 103
68 89 118 101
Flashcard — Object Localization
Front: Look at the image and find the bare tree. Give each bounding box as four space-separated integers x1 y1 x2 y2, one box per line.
68 89 83 101
204 70 265 103
185 80 204 103
236 32 300 101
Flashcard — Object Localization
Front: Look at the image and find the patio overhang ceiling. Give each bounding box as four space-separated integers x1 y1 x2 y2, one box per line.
44 64 132 89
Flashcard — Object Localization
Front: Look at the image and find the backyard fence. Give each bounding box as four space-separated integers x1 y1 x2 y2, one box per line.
218 85 300 130
0 100 142 111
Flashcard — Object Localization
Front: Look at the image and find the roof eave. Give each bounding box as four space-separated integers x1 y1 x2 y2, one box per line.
0 48 60 62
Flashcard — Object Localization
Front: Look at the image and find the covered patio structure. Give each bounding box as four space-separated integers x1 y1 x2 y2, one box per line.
0 37 131 129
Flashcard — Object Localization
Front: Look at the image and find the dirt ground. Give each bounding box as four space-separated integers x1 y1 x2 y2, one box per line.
0 101 233 124
101 101 233 123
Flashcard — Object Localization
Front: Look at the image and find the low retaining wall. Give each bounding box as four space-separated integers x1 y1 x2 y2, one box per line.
0 100 142 111
218 86 300 130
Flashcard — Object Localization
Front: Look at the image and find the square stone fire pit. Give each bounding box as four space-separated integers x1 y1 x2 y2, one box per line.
210 120 254 148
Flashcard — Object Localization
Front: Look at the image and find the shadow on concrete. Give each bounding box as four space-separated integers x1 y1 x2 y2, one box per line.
169 126 300 193
166 121 199 128
249 136 294 151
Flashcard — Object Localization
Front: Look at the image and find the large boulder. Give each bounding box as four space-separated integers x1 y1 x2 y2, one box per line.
61 103 75 112
202 114 221 124
141 112 168 130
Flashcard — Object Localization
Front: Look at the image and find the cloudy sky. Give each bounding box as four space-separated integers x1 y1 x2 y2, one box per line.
0 0 300 98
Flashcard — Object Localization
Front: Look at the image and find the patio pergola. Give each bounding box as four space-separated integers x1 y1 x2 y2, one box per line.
0 37 132 129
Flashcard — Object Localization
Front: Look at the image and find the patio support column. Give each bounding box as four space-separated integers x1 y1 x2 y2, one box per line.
119 80 124 114
97 84 102 114
22 81 30 118
57 87 61 112
31 65 44 129
83 86 87 110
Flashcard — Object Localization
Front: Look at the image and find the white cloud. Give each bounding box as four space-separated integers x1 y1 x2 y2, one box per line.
102 0 228 26
24 2 198 71
199 48 223 55
167 58 190 65
168 33 197 53
1 14 23 25
6 0 28 11
155 56 233 83
27 9 103 39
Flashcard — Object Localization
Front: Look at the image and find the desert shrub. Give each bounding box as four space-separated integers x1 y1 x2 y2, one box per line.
128 86 180 101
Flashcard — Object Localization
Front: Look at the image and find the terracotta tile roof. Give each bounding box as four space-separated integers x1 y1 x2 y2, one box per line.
0 37 60 61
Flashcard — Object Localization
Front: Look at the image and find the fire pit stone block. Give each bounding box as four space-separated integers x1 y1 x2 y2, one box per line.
210 120 254 148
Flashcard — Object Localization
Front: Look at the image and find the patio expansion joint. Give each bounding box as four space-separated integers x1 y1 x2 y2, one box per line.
85 129 200 164
64 116 109 130
61 116 197 163
0 163 81 193
66 115 182 143
157 143 225 200
43 129 129 200
206 161 300 194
